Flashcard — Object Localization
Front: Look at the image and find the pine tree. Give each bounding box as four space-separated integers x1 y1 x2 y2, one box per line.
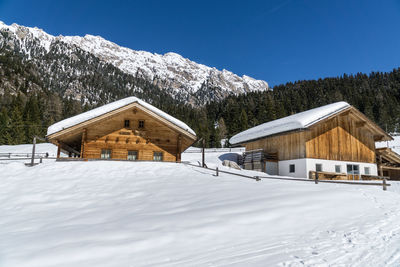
9 106 25 144
239 109 248 131
24 95 41 142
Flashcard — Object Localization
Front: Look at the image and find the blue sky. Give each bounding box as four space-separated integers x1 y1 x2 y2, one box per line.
1 0 400 86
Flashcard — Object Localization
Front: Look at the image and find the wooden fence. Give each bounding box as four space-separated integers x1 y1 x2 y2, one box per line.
0 152 50 158
184 147 246 153
184 163 390 191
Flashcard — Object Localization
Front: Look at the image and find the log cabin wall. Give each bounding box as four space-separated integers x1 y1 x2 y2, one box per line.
305 115 376 163
81 107 192 162
242 113 376 163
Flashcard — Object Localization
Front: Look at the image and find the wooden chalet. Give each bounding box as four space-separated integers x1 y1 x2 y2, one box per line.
230 102 392 180
46 97 197 162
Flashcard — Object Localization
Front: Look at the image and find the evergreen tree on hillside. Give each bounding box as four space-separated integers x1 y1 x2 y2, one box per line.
239 109 248 131
9 106 25 144
23 95 41 143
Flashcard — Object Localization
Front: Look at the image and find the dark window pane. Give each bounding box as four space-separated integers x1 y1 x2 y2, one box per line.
153 152 163 161
127 150 138 160
139 120 145 129
316 164 322 172
289 164 295 173
101 149 111 159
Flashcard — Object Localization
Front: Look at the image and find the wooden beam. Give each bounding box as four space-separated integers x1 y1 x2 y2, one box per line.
80 129 87 158
60 142 81 156
339 110 351 117
176 134 182 162
57 141 61 159
356 121 366 128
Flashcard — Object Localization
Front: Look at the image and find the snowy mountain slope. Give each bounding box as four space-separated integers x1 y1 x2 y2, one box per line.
0 21 268 104
1 151 400 266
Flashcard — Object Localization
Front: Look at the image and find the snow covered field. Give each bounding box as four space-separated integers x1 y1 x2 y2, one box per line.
1 149 400 266
0 143 59 157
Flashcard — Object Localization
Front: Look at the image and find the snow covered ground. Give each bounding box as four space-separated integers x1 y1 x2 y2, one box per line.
1 148 400 266
0 143 59 157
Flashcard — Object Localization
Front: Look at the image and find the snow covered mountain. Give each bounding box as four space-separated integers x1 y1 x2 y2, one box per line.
0 21 268 105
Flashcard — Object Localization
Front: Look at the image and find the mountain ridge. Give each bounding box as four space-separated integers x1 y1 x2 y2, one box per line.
0 21 268 104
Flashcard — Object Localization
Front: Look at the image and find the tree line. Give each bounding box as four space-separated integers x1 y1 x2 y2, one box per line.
0 49 399 147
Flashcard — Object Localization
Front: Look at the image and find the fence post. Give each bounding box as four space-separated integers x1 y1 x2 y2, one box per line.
30 136 36 166
315 171 319 184
383 178 387 191
216 167 219 176
202 139 205 168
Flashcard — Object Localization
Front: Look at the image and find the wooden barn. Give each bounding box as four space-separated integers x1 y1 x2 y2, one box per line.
46 97 197 162
230 102 393 180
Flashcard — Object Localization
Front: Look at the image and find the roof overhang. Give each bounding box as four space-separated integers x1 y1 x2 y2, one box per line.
46 102 197 142
230 105 392 145
376 147 400 165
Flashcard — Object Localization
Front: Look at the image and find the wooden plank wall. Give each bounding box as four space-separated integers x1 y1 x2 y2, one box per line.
243 113 376 163
305 115 375 163
81 108 192 162
244 131 306 161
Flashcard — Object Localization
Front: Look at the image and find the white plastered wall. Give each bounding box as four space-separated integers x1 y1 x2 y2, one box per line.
278 158 378 178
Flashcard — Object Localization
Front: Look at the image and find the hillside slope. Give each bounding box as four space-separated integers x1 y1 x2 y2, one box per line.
1 154 400 266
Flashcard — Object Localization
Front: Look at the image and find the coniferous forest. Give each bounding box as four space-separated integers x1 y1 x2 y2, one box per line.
0 42 399 148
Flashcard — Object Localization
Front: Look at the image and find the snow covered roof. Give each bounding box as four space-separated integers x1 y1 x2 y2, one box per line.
230 102 351 145
376 135 400 155
47 97 196 136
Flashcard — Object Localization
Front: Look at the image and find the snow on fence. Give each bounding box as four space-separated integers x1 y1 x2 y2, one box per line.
184 163 390 191
0 153 50 159
184 147 245 153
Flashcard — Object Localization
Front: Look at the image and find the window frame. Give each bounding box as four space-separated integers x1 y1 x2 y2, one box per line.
153 151 163 161
124 119 130 128
101 149 112 159
289 164 295 173
138 120 145 129
364 167 370 175
315 163 322 172
335 165 341 173
127 150 138 161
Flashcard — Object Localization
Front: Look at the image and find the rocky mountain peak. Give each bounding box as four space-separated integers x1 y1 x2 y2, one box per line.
0 21 269 105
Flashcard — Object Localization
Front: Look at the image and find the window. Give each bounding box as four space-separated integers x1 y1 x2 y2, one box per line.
138 120 145 129
153 151 163 161
347 164 360 180
347 164 360 174
364 167 370 175
335 165 341 173
101 149 112 159
316 164 322 172
289 164 295 173
127 150 138 161
124 120 130 128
